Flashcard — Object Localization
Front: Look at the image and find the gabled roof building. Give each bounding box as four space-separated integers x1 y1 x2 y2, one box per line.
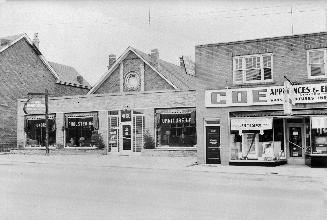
0 33 90 149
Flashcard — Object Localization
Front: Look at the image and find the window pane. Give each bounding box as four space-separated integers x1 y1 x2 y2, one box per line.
234 70 243 82
309 51 324 64
311 64 325 76
245 69 261 81
264 68 272 80
263 55 271 68
235 58 242 69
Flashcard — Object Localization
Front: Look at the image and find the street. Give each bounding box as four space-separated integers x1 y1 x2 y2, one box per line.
0 157 325 220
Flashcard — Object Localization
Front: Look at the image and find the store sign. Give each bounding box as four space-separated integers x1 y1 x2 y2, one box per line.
205 82 327 107
231 118 273 131
23 99 46 114
68 121 93 127
121 109 132 122
161 116 191 124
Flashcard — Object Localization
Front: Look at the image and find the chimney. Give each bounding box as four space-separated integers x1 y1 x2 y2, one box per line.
179 56 185 68
32 33 40 49
108 54 116 70
150 49 159 67
76 75 83 84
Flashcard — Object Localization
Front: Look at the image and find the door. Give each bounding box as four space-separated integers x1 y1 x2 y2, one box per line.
121 123 132 152
287 123 305 164
206 126 221 164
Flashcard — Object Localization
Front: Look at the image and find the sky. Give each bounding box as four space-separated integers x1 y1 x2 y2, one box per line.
1 0 327 85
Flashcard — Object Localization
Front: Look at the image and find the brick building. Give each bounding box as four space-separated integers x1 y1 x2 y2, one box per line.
17 47 198 156
0 33 90 150
196 32 327 167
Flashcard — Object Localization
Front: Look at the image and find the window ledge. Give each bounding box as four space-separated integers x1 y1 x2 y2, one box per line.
305 78 327 83
232 81 276 88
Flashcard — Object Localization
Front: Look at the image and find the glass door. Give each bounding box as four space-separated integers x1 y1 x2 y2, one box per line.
287 124 304 158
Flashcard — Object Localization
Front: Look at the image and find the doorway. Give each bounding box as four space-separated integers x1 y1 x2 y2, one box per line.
205 126 221 164
286 123 305 164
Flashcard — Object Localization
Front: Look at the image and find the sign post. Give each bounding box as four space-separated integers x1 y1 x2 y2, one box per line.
24 89 50 155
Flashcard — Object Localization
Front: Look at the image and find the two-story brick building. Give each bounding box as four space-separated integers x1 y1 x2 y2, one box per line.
0 33 90 150
17 47 198 156
196 32 327 167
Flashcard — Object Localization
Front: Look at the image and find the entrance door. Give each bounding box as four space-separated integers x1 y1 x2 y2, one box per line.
287 123 305 164
121 123 132 153
206 126 221 164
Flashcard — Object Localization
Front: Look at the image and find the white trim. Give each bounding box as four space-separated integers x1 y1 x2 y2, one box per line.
233 53 273 84
307 48 327 79
88 46 178 94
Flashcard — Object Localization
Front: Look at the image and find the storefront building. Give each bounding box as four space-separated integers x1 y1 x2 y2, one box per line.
196 32 327 167
17 47 197 155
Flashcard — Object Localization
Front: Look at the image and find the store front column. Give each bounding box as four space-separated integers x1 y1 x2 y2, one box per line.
56 112 64 147
98 110 108 151
220 113 230 165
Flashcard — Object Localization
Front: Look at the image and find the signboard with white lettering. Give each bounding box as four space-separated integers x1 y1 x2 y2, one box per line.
231 118 273 131
120 109 132 122
205 83 327 107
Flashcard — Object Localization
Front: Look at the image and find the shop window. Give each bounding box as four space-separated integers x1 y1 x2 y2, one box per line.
233 53 273 84
307 49 327 78
155 108 196 147
230 118 285 161
25 115 56 147
65 112 98 147
311 117 327 154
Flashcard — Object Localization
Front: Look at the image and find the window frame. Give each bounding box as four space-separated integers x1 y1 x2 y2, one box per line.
307 49 327 79
233 53 273 84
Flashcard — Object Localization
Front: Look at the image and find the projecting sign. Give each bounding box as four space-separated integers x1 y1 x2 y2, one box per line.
205 82 327 107
23 99 46 114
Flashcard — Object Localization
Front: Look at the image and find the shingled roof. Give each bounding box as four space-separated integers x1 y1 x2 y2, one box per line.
0 33 91 89
49 62 91 88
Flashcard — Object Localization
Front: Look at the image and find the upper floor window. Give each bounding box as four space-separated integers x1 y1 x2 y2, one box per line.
233 54 272 84
307 49 327 78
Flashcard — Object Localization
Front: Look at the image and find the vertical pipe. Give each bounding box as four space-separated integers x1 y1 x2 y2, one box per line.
45 89 49 155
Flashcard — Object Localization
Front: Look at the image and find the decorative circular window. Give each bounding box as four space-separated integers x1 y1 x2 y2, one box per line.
124 72 140 91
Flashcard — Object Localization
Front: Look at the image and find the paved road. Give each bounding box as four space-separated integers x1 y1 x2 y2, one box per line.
0 161 324 220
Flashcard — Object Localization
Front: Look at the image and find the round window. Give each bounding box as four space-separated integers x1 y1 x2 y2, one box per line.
124 72 140 91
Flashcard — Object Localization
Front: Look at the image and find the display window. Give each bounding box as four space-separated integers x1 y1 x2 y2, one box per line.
311 117 327 154
65 112 98 147
230 118 285 161
155 108 196 147
25 115 56 147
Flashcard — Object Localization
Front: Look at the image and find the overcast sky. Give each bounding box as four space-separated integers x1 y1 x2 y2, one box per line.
1 0 327 85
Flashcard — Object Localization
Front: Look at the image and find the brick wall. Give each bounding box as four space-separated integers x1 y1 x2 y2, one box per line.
0 38 88 148
93 50 174 94
195 32 327 90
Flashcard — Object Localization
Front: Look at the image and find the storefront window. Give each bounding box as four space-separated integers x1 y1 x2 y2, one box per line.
65 112 98 147
25 115 56 147
230 118 285 161
156 108 196 147
311 117 327 154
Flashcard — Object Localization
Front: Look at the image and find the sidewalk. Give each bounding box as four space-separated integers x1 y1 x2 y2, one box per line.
0 154 326 178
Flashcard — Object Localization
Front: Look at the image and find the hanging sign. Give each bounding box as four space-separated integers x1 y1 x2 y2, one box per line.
231 118 273 131
121 109 132 122
23 99 46 114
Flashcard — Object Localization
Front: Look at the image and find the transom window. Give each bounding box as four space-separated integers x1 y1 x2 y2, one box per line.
307 49 327 78
233 54 273 84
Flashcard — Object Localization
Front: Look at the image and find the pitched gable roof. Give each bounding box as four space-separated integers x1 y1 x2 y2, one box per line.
0 33 90 89
89 46 197 94
49 62 91 88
